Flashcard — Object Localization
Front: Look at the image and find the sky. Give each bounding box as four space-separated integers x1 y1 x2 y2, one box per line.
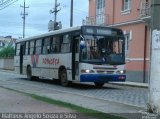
0 0 88 38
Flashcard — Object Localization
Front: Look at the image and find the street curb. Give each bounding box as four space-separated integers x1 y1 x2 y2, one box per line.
109 82 148 88
0 69 15 73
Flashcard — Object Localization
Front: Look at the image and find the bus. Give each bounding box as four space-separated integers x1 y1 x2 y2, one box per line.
14 25 126 87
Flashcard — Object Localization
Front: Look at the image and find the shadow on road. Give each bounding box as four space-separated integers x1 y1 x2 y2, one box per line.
18 77 119 90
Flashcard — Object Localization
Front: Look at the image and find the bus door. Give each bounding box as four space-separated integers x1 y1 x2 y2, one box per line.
20 43 25 74
72 35 80 80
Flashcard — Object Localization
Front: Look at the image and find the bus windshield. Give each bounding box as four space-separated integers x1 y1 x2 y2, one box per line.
80 35 125 65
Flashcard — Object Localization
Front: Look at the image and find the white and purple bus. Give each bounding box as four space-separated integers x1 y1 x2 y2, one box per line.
14 25 126 87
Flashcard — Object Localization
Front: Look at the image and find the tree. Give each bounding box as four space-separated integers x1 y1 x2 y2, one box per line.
0 46 14 58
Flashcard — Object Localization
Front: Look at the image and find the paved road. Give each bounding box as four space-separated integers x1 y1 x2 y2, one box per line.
0 70 151 119
0 71 148 109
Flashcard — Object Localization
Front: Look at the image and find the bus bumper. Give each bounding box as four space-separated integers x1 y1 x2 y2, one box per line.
80 74 126 83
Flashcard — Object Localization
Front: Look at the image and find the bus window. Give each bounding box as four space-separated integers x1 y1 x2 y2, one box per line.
25 42 29 55
51 36 60 53
16 43 20 56
30 41 35 55
42 37 50 54
61 34 71 53
74 36 80 53
35 39 42 54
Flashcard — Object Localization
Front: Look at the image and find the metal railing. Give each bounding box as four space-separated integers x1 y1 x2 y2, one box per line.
82 13 108 26
139 1 151 18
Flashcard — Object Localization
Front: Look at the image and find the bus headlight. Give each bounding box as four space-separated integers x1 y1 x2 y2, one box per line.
116 70 126 74
81 69 95 73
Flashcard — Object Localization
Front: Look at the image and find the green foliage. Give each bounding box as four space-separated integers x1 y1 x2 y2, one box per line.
0 46 14 58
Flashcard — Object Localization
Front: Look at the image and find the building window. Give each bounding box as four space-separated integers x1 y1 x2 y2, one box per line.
124 31 132 57
96 0 105 25
122 0 131 11
125 33 129 57
96 0 105 9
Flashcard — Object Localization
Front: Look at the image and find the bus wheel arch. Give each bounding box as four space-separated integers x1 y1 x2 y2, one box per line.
59 66 69 87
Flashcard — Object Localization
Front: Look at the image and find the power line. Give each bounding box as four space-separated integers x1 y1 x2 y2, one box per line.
0 0 18 10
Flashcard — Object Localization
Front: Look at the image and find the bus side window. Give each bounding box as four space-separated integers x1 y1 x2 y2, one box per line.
42 37 50 54
74 36 80 53
51 36 60 53
61 34 71 53
16 43 20 56
25 42 29 55
35 39 42 54
30 41 35 55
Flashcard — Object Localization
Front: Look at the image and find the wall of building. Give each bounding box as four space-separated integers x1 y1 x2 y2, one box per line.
0 58 14 70
113 0 140 24
119 23 149 82
89 0 96 17
88 0 151 83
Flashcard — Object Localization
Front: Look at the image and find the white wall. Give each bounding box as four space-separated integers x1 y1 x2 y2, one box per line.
0 58 14 70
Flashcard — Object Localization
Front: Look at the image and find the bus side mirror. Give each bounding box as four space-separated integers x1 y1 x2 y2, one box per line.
80 41 86 49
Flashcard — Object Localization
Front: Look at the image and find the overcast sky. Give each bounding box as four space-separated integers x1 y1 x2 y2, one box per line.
0 0 88 38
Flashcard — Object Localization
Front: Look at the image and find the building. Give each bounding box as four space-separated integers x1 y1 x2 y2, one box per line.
84 0 151 83
0 36 16 50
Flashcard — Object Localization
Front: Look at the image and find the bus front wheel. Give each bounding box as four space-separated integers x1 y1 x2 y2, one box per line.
94 82 104 88
60 69 69 87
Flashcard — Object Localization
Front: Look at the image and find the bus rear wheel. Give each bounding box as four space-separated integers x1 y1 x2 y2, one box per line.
27 66 39 80
94 82 104 88
60 69 69 87
27 66 33 80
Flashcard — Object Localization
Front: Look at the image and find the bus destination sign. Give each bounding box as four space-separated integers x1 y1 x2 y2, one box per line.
82 27 117 36
97 29 112 35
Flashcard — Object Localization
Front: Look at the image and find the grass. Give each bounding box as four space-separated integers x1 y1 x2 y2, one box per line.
1 86 126 119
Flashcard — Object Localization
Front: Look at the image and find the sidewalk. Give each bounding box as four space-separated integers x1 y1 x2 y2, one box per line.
0 87 74 113
0 87 98 119
109 81 148 88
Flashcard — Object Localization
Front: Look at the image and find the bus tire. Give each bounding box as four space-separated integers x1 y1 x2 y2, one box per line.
60 69 69 87
94 82 104 88
27 66 33 80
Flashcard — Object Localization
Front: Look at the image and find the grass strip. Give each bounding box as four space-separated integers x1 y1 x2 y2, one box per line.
1 86 126 119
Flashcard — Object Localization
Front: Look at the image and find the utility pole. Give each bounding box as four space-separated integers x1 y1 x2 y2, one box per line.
149 0 160 113
50 0 61 30
20 0 29 38
70 0 73 27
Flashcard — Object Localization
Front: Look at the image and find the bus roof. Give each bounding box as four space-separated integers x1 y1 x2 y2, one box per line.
16 25 124 43
16 26 82 43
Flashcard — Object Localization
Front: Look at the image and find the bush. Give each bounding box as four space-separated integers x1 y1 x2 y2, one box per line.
0 46 14 58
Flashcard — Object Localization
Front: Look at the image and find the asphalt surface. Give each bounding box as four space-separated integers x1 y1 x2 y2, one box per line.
0 70 155 119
